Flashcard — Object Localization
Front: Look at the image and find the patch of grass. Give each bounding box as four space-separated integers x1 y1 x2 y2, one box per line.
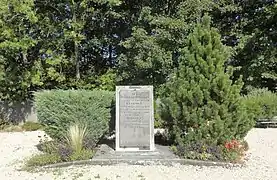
0 125 23 132
0 122 43 132
22 122 43 131
26 153 62 167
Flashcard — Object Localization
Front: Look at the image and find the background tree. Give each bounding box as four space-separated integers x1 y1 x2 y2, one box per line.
0 0 39 102
212 0 277 91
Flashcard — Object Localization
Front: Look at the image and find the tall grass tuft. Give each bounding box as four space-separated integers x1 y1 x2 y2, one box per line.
65 123 88 153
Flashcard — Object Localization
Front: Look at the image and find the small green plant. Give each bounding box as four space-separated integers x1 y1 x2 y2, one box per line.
26 153 62 167
69 149 94 161
22 122 43 131
65 123 88 153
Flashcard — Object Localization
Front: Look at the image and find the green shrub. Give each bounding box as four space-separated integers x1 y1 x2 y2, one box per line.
160 15 254 148
69 149 94 161
22 122 43 131
34 90 114 144
26 153 62 167
242 88 277 121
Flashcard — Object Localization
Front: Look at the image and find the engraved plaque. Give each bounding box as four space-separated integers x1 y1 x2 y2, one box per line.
116 86 155 151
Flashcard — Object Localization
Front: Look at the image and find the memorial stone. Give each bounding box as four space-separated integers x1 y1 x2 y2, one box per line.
115 86 155 151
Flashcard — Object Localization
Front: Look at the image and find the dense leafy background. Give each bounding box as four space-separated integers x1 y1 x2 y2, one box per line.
0 0 276 101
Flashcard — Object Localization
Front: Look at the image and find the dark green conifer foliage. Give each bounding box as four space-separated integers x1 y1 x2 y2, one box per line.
161 15 254 146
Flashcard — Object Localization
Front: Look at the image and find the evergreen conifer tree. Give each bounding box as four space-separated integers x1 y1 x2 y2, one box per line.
160 15 254 147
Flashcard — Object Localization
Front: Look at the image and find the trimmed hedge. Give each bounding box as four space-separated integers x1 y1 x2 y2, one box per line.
242 88 277 121
34 90 114 143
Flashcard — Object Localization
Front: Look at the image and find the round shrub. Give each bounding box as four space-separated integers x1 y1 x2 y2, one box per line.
34 89 114 145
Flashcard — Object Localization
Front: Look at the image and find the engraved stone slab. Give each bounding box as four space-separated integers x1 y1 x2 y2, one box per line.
116 86 155 151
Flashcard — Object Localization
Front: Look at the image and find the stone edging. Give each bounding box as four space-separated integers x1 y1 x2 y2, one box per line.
39 158 244 169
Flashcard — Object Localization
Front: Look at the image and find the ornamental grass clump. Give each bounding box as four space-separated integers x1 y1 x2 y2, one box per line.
65 123 88 153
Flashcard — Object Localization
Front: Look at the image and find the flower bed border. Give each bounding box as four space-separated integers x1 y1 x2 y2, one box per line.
37 158 245 169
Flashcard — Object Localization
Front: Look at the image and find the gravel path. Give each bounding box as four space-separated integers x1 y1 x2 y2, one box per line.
0 128 277 180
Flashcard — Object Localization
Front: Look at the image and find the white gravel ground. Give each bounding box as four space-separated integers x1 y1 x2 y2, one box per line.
1 128 277 180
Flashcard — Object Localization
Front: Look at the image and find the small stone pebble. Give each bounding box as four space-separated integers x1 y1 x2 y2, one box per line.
0 129 277 180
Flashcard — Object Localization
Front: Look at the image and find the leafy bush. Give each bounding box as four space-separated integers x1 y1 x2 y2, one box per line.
22 122 43 131
242 88 277 121
160 16 254 149
34 90 114 143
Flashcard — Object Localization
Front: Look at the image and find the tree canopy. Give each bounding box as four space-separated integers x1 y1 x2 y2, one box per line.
0 0 276 102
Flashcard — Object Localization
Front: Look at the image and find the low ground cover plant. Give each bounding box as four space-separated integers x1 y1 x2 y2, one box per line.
0 121 43 132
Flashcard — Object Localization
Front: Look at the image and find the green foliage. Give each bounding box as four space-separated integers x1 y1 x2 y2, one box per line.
38 140 60 155
34 90 114 143
26 153 62 167
22 122 43 131
172 142 223 161
154 99 164 128
242 88 277 121
27 122 95 167
0 118 9 130
0 0 38 101
222 139 245 163
0 0 276 105
95 69 116 91
172 139 247 162
160 15 254 147
0 125 23 132
213 1 277 91
69 149 94 161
